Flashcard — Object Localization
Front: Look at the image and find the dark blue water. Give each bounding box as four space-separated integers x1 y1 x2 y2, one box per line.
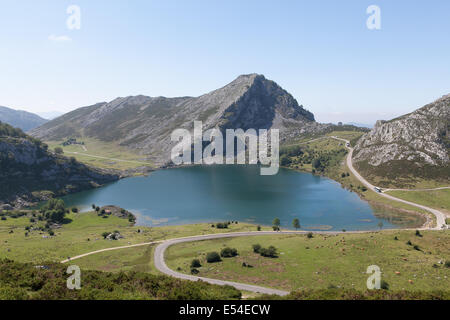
61 165 396 231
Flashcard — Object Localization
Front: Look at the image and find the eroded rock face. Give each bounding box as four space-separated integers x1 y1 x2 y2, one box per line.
30 74 328 165
0 135 119 206
353 95 449 179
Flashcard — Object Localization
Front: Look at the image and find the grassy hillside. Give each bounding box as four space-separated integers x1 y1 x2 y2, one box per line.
166 230 450 293
0 209 271 264
386 189 450 215
46 137 154 171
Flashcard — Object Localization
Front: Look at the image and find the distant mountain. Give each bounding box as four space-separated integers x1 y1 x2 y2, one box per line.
36 111 64 120
353 94 450 187
345 122 373 129
0 121 119 207
31 74 329 165
0 106 47 131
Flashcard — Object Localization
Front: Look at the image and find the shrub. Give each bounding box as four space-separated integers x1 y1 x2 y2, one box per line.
445 260 450 268
190 259 201 268
413 245 420 251
29 218 35 223
307 232 314 239
220 247 238 258
1 217 6 221
71 207 78 213
101 232 110 239
190 268 199 275
394 236 398 240
380 280 389 290
206 252 221 263
259 246 277 258
48 230 54 236
215 222 229 229
252 244 261 253
406 240 412 246
272 226 280 231
257 225 261 231
415 230 422 237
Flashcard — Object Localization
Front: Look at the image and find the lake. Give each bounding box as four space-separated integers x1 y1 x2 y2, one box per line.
62 165 397 231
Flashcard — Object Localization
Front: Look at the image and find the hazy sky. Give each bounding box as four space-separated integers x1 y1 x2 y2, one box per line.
1 0 449 124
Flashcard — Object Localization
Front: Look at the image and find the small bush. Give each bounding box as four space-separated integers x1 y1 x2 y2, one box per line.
394 236 398 240
215 222 229 229
259 246 277 258
257 225 261 231
406 240 412 246
307 232 314 239
190 259 201 268
252 244 261 253
413 245 420 251
445 260 450 268
71 207 79 213
415 230 422 237
1 217 6 221
206 252 221 263
190 268 199 275
220 247 238 258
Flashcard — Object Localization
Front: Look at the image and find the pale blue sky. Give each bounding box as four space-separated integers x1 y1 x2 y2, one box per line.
0 0 449 124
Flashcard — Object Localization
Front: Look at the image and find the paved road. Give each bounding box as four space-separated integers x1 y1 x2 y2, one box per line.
331 136 447 229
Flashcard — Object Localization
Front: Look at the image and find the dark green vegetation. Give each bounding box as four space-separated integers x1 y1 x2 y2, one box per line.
206 252 222 263
220 247 238 258
0 121 118 205
0 259 241 300
280 136 350 176
259 289 449 300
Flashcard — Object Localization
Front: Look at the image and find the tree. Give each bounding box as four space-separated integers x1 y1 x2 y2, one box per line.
377 221 384 230
206 252 221 263
220 247 238 258
252 244 261 253
42 199 66 223
54 147 64 154
292 218 301 230
272 218 280 229
190 259 201 268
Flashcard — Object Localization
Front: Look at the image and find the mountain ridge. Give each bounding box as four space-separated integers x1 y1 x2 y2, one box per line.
31 74 327 165
352 94 450 187
0 106 48 131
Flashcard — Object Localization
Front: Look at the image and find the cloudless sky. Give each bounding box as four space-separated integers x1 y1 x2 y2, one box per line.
0 0 449 124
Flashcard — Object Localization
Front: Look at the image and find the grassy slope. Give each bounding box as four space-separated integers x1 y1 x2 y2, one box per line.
386 189 450 216
0 211 270 265
166 230 450 292
47 137 153 171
